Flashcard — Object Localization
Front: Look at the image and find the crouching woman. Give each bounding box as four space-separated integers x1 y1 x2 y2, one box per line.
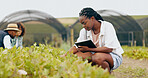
62 7 124 73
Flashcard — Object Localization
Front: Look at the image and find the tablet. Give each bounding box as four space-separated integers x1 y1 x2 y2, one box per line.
75 40 96 48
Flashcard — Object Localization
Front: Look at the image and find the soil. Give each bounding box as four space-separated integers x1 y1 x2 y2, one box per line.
112 56 148 78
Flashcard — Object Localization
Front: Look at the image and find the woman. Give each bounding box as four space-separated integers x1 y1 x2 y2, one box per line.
11 22 25 48
63 7 124 72
16 22 25 48
0 23 20 49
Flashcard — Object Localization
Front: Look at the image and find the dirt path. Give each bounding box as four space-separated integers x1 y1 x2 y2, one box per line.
112 56 148 78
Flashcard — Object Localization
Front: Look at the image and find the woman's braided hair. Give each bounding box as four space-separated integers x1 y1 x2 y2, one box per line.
79 7 104 21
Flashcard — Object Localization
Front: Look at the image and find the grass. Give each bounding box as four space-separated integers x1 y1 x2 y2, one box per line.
131 15 148 19
24 23 58 34
23 23 60 46
57 18 78 27
114 66 148 78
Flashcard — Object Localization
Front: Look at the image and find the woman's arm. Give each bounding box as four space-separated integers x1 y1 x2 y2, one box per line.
3 35 13 49
60 46 78 57
89 47 113 53
69 46 79 54
78 46 113 53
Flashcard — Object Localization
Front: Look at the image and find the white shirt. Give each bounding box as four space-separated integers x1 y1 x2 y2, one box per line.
16 37 23 48
76 21 124 57
3 35 13 49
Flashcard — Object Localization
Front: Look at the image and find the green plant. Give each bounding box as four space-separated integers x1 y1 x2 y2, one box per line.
115 66 148 78
0 43 113 78
122 46 148 60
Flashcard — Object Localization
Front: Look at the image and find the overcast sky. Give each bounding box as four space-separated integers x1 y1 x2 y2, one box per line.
0 0 147 21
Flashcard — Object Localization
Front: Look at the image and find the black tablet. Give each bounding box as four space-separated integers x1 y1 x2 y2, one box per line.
75 40 96 48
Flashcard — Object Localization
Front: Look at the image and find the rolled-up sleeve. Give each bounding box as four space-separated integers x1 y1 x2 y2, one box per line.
76 28 86 42
104 23 119 52
74 28 86 48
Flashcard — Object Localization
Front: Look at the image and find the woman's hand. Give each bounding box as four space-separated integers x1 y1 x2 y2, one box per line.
60 54 67 57
77 46 90 52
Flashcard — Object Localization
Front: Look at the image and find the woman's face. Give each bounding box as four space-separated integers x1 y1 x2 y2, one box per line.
79 16 95 31
16 27 22 37
8 30 18 37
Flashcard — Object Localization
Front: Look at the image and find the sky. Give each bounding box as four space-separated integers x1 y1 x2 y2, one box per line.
0 0 147 21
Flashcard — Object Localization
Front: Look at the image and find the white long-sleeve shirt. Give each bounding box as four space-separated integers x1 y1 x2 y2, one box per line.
11 36 23 48
3 35 13 49
76 21 124 57
16 37 23 48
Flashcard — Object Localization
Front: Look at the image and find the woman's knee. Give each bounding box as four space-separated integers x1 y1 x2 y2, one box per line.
92 53 113 70
101 61 110 69
92 53 104 64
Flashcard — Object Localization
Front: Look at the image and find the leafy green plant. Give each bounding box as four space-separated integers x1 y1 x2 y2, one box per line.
122 46 148 60
0 43 113 78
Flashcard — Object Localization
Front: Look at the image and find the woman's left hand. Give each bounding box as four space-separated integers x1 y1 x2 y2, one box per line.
78 46 90 52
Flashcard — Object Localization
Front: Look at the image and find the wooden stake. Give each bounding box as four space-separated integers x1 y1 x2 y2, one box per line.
70 29 74 47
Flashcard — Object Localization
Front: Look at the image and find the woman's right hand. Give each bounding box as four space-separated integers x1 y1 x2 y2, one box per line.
60 54 67 57
77 46 90 52
69 46 78 54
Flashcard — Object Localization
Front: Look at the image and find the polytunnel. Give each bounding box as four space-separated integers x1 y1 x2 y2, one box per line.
0 10 67 46
136 17 148 46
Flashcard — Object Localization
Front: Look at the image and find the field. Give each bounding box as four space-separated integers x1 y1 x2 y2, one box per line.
131 15 148 19
0 44 148 78
57 18 77 27
24 21 58 33
25 15 148 78
112 46 148 78
0 44 113 78
1 15 147 77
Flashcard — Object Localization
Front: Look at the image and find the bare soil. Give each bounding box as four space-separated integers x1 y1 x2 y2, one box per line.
112 56 148 78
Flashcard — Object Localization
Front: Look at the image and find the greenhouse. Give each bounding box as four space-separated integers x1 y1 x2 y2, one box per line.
136 17 148 46
0 10 67 46
0 9 147 46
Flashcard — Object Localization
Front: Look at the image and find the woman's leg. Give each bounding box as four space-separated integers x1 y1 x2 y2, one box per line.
101 61 111 73
92 53 113 72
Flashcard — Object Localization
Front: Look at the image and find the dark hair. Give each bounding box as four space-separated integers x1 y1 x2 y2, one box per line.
17 22 25 37
79 7 104 21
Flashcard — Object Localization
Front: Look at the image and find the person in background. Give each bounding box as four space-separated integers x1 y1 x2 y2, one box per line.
62 7 124 73
11 22 25 48
0 23 20 49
